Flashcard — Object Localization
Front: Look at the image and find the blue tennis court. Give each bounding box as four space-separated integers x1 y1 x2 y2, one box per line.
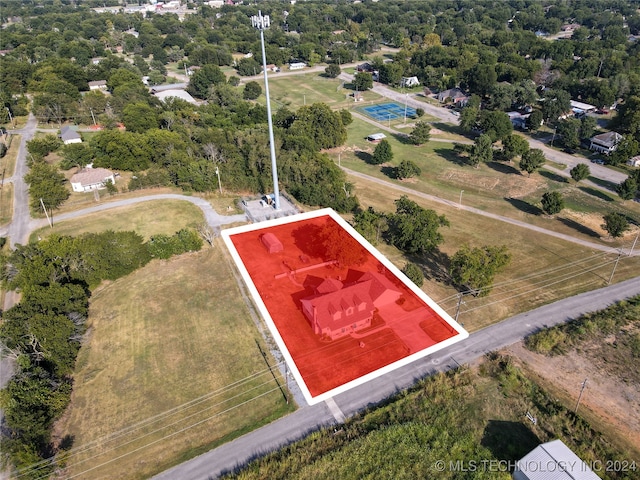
361 102 417 121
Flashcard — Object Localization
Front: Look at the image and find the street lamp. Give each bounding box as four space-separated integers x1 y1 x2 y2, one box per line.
215 166 222 195
251 11 280 210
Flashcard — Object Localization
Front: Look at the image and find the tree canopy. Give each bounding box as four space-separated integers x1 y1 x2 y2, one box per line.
388 196 449 255
449 244 511 296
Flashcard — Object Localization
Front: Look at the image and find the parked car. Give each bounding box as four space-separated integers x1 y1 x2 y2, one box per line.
563 147 576 155
591 159 605 165
595 109 609 114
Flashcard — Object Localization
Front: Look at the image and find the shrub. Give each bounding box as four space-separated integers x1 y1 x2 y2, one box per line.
402 263 424 287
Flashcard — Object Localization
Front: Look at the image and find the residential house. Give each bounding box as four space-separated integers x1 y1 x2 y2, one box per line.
627 155 640 167
59 126 82 145
589 131 623 155
400 76 420 88
262 64 280 72
507 111 529 130
437 88 469 106
70 166 115 192
513 439 600 480
289 62 306 70
154 89 198 105
300 271 401 341
88 80 107 91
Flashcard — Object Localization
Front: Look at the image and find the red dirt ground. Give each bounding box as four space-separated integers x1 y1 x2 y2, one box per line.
229 215 457 398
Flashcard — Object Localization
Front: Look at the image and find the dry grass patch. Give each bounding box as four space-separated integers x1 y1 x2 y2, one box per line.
55 247 292 479
348 175 640 331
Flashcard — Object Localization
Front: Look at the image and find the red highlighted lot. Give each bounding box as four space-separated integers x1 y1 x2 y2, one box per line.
222 209 467 404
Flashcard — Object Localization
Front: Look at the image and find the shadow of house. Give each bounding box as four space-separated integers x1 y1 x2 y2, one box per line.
504 197 543 216
481 420 539 463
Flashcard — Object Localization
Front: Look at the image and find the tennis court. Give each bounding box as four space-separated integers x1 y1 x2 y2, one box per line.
361 102 417 122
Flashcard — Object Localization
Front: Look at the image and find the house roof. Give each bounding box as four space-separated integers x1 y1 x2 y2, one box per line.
590 131 622 147
358 271 401 303
70 168 114 187
59 126 81 142
154 89 197 105
88 80 107 87
367 133 386 141
515 439 601 480
301 279 375 332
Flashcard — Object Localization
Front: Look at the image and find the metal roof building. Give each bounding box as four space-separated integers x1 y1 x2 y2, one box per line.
514 439 601 480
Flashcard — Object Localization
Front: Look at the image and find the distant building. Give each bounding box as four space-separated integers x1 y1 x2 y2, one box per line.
627 155 640 167
513 439 601 480
437 88 469 106
289 62 307 70
70 167 115 193
59 126 82 145
154 89 197 105
367 133 386 142
400 76 420 88
88 80 107 91
507 112 529 130
589 131 623 155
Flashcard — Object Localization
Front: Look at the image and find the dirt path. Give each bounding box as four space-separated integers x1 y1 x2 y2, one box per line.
506 342 640 450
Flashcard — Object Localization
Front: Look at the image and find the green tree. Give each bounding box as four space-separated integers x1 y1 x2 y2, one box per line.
616 177 638 200
396 159 421 179
520 148 545 176
409 121 431 145
526 110 543 132
243 81 262 100
541 191 564 215
325 64 341 78
59 143 93 170
187 64 226 98
501 134 529 161
610 135 639 167
602 213 630 238
556 118 580 148
24 161 69 212
569 163 590 182
235 57 261 77
459 106 479 132
352 207 387 246
388 196 449 255
402 262 424 288
470 134 493 167
449 244 511 296
579 116 597 140
541 89 571 122
354 72 373 92
339 109 353 126
478 111 513 142
466 63 497 97
288 103 347 150
371 139 393 165
122 102 158 133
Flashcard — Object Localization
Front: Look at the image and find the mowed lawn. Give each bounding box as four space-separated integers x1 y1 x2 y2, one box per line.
335 116 640 247
257 72 382 110
56 246 292 480
31 199 206 242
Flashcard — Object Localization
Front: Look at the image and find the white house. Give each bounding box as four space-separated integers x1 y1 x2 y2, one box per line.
400 76 420 88
589 131 623 155
59 126 82 145
367 133 386 142
88 80 107 91
70 167 115 193
289 62 306 70
627 155 640 167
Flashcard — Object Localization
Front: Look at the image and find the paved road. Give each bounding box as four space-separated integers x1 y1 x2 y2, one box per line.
153 276 640 480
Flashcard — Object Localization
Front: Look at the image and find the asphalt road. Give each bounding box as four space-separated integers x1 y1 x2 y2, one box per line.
153 276 640 480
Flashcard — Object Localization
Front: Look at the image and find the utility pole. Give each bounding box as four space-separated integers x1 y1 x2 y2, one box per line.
6 107 14 128
251 11 280 210
215 166 222 194
629 232 639 257
89 107 97 126
607 248 623 284
454 293 465 325
40 198 53 228
459 189 464 207
575 378 587 413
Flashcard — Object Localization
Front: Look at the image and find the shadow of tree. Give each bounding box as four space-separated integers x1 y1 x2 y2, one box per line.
539 170 568 184
355 150 373 164
434 147 468 167
406 250 451 285
391 132 412 145
432 121 466 136
558 217 601 238
380 165 398 179
578 185 615 202
504 197 543 216
587 176 618 192
486 161 521 175
481 420 539 462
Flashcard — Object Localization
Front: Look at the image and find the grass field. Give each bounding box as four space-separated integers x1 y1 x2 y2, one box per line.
55 246 293 480
335 116 640 243
259 72 382 110
31 199 206 242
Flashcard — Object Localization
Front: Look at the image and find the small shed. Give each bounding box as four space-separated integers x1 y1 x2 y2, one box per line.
367 133 386 142
627 155 640 167
261 232 283 254
59 126 82 145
